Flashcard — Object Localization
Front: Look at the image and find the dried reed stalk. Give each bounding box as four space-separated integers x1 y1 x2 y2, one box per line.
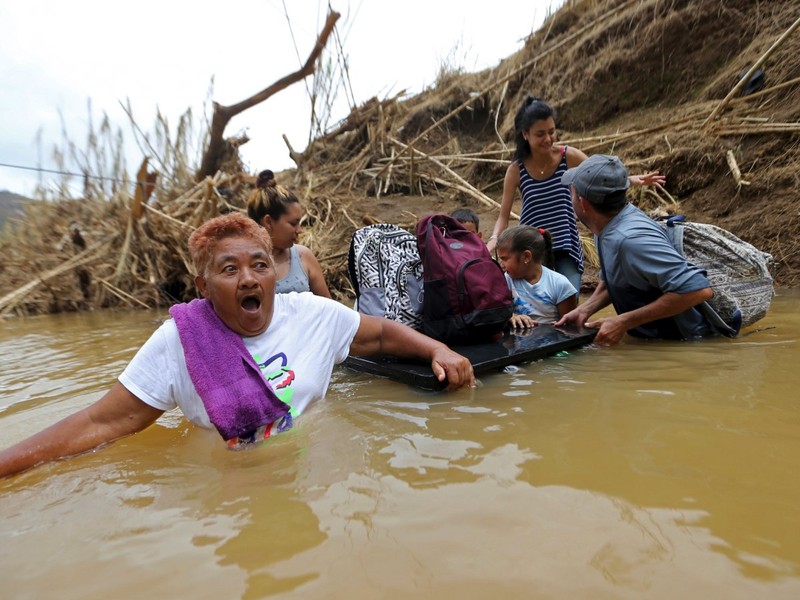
725 150 751 186
390 137 518 218
576 116 698 152
715 124 800 135
97 277 151 309
704 15 800 126
142 202 195 231
728 76 800 106
0 240 110 315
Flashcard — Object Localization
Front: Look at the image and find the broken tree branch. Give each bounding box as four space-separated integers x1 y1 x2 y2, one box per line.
198 10 340 178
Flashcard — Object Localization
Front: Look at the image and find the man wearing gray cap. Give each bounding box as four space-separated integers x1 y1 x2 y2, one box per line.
554 154 714 345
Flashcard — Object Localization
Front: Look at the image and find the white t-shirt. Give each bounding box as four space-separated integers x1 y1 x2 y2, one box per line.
119 292 361 430
505 266 576 322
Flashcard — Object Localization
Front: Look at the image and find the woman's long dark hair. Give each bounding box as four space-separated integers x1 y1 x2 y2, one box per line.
513 96 557 162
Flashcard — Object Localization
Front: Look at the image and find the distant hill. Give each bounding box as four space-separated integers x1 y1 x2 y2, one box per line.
0 190 30 230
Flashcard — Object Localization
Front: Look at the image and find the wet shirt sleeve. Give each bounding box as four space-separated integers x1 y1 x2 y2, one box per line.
321 296 361 363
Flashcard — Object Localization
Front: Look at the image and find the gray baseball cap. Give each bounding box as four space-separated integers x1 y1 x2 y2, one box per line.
561 154 630 204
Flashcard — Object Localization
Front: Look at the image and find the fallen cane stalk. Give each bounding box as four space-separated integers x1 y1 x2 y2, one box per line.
725 150 751 187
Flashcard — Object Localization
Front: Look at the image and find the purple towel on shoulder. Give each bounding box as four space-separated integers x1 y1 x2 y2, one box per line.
169 298 290 441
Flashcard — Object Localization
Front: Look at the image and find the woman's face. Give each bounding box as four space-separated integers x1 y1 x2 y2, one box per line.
267 202 303 250
195 236 276 337
523 117 557 154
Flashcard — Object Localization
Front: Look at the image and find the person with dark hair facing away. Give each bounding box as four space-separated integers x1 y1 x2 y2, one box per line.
247 169 331 298
0 213 474 478
487 96 665 294
496 225 577 328
555 154 714 345
450 208 483 239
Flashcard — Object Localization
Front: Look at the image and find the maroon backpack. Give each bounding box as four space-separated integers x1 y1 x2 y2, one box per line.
416 214 512 343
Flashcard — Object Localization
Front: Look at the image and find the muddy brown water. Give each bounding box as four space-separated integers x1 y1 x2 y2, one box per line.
1 291 799 599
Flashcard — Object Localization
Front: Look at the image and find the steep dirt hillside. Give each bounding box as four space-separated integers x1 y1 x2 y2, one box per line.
289 0 799 292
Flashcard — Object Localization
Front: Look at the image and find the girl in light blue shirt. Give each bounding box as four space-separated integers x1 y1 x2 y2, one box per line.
496 225 577 328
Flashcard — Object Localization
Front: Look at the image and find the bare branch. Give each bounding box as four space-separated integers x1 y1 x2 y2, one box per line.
198 11 341 179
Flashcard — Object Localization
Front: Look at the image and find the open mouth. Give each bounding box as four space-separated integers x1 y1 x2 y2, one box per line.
240 295 261 312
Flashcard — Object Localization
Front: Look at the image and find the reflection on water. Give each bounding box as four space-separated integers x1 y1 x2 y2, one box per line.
1 292 800 598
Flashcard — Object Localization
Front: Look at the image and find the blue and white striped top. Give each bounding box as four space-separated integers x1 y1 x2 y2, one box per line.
518 146 584 273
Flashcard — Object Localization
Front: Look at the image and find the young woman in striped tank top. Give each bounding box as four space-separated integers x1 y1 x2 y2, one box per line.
487 97 665 295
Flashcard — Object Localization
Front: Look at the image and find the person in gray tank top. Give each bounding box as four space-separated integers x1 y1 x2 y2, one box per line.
275 245 309 294
247 170 332 298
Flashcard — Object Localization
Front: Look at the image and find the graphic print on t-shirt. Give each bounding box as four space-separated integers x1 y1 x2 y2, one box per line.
226 351 296 447
256 352 297 414
512 292 555 318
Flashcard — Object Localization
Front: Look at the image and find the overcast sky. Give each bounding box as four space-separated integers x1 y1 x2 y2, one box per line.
0 0 562 196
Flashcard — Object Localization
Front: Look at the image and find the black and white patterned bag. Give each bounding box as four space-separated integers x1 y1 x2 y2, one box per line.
348 224 424 329
660 216 775 336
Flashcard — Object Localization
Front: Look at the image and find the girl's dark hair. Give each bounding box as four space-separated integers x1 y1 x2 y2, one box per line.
496 225 555 270
513 96 557 161
247 169 299 224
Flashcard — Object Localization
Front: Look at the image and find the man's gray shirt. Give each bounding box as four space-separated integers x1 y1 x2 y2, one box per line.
597 203 713 340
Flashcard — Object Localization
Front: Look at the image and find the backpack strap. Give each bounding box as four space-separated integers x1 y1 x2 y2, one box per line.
664 214 686 226
656 214 738 338
347 232 360 300
660 217 685 256
697 302 738 338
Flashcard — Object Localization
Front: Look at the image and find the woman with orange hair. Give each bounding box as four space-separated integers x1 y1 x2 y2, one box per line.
0 213 474 477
